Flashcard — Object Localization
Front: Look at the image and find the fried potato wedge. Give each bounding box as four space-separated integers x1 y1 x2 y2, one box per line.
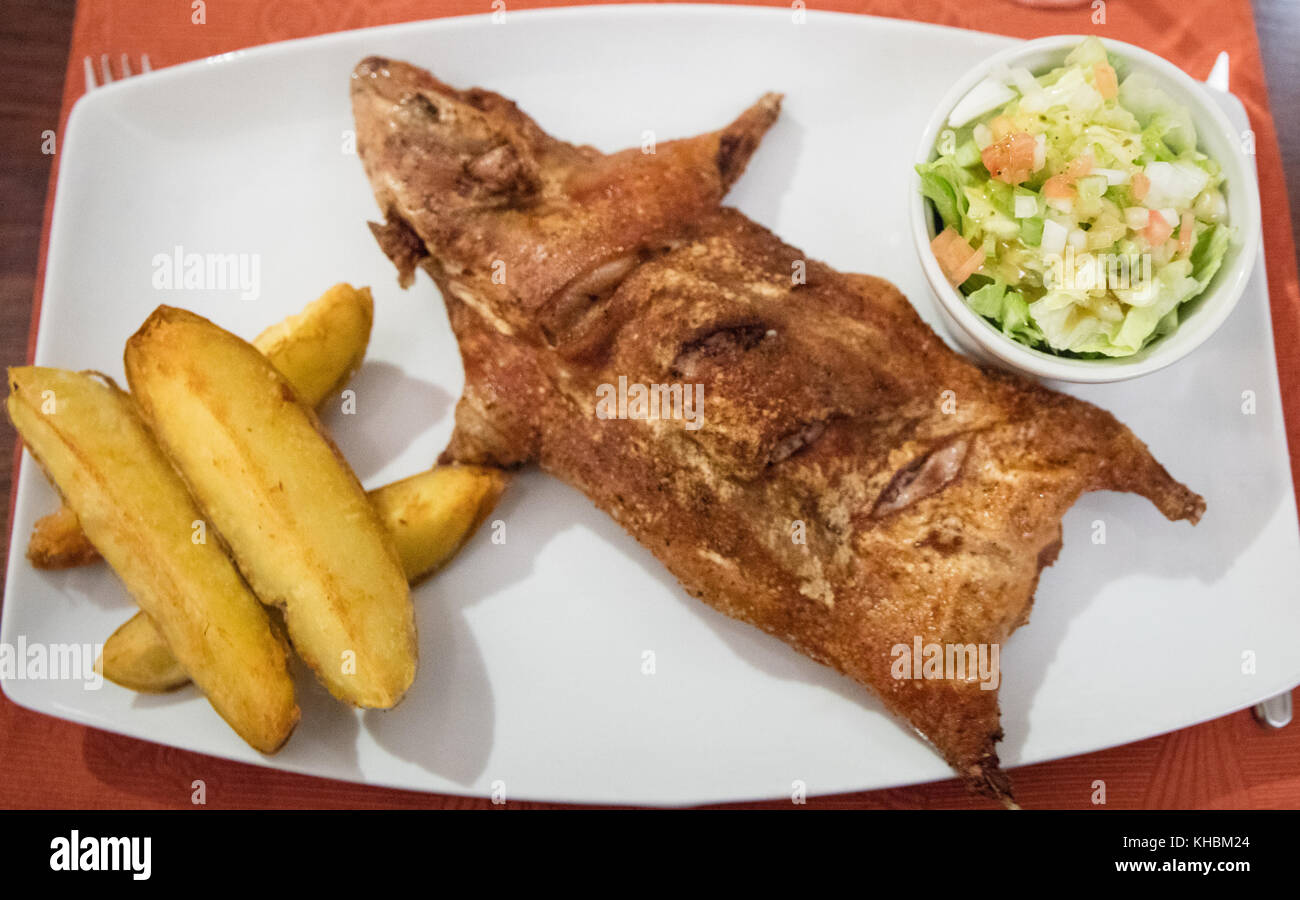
370 464 508 583
26 504 98 568
252 282 373 408
125 306 416 708
103 464 509 693
6 367 299 751
26 284 375 570
98 612 190 693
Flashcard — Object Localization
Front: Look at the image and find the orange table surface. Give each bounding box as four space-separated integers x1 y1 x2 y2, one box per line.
3 0 1298 809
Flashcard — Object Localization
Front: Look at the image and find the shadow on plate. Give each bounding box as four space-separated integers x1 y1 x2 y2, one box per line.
117 653 367 779
362 477 578 785
321 361 452 480
992 271 1284 764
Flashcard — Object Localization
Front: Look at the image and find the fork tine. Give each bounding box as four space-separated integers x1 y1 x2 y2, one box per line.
83 52 153 94
1205 51 1231 93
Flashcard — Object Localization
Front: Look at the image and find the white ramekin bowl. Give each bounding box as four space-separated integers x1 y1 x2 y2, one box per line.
910 35 1261 383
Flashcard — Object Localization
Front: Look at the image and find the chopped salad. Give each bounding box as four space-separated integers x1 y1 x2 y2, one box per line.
918 37 1232 357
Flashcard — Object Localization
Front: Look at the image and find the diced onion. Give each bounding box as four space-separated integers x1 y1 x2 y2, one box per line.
1124 207 1150 229
1045 196 1075 215
1009 66 1039 95
948 77 1018 128
1091 167 1130 186
1178 211 1197 257
1041 218 1069 254
1193 188 1227 223
1143 161 1211 209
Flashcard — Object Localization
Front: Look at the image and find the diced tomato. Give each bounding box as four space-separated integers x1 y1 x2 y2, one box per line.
1064 154 1094 181
980 143 1007 180
1178 211 1197 256
1094 62 1118 100
949 244 984 285
930 228 961 269
1143 209 1173 245
981 132 1036 185
931 228 971 270
1043 174 1076 200
1008 133 1036 172
931 227 984 286
1131 171 1150 201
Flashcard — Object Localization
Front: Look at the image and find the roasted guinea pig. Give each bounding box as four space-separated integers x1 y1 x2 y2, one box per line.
351 57 1204 803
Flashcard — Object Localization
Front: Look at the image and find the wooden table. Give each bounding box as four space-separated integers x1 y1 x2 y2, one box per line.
1 0 1297 809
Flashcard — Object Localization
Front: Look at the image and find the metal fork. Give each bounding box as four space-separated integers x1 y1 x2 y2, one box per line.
82 53 152 92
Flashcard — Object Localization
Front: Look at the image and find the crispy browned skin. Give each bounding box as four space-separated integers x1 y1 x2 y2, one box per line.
352 58 1204 803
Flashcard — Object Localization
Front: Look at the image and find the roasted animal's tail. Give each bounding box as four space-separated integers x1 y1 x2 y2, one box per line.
885 676 1018 807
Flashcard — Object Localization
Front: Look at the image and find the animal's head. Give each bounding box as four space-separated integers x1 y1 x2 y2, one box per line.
351 57 781 341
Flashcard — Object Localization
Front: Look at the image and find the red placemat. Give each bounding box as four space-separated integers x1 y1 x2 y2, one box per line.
4 0 1298 809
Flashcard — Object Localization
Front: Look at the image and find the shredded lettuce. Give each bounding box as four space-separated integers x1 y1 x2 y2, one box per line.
967 279 1044 345
917 36 1234 358
916 156 972 234
1119 71 1197 156
1019 216 1045 247
1190 223 1231 291
1065 36 1108 68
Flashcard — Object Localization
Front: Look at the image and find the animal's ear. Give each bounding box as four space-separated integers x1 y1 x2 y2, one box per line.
368 215 428 289
715 93 783 189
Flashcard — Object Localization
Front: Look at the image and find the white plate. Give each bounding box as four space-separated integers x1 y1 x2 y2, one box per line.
5 6 1300 806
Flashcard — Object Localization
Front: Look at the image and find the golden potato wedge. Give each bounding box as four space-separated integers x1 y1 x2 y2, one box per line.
26 283 375 570
370 464 508 583
103 464 509 693
26 505 98 569
6 367 299 752
125 307 416 708
98 612 190 693
252 283 373 408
